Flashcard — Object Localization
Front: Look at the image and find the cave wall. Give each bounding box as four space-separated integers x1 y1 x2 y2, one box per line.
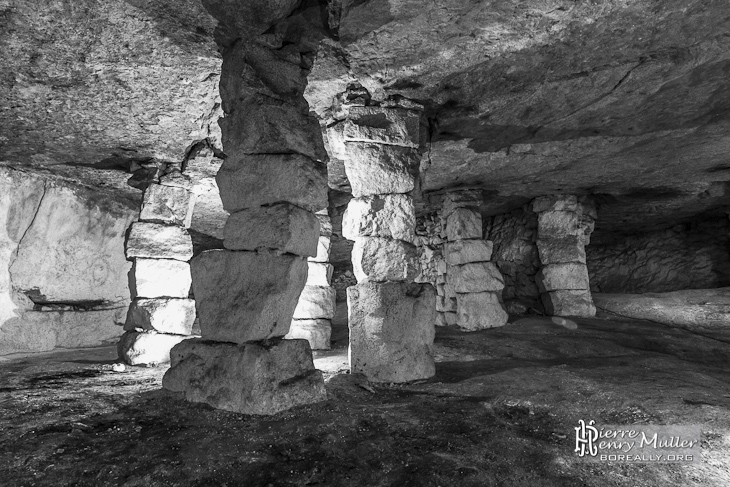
484 205 541 312
0 166 138 354
587 217 730 294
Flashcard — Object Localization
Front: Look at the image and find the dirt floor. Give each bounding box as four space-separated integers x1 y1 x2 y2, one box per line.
1 316 729 486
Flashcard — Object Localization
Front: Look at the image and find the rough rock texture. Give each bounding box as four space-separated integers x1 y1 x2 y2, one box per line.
342 194 415 242
126 222 193 261
537 237 587 265
347 281 436 383
216 154 328 214
131 259 192 299
0 0 221 167
285 319 332 351
292 286 336 320
306 262 334 287
443 240 493 266
139 184 195 228
342 106 421 147
594 289 730 341
124 298 196 335
536 263 591 293
309 235 332 264
162 338 327 415
485 206 542 312
351 237 419 283
542 290 596 318
445 208 482 242
343 143 418 197
223 204 319 257
118 330 191 366
456 292 509 331
190 250 308 343
448 262 505 294
587 218 730 293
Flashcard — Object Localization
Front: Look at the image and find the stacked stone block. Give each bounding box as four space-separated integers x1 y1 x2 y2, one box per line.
442 192 508 330
286 210 336 350
337 95 436 383
162 37 327 414
533 195 597 317
119 174 197 366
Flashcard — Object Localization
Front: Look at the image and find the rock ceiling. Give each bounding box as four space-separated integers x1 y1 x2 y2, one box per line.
2 0 730 238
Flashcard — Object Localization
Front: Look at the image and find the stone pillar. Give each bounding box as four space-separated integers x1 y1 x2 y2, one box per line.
336 93 436 383
286 209 336 350
442 191 508 330
161 35 327 414
533 195 597 317
119 170 197 365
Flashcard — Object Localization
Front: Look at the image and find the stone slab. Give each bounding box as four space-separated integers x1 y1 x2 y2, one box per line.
343 142 418 197
223 203 319 257
342 106 420 147
446 208 482 241
124 298 196 335
536 263 591 292
306 262 334 286
537 210 580 239
309 235 331 263
118 330 191 366
448 262 505 293
347 281 436 383
139 184 195 228
293 285 336 320
131 258 191 299
456 292 508 330
126 222 193 261
444 239 493 265
216 154 327 214
536 236 586 264
162 338 327 415
285 319 331 350
342 194 415 242
351 237 419 282
532 195 578 213
542 290 596 318
191 250 308 343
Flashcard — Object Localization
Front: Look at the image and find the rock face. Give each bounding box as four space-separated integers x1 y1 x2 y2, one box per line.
163 338 327 415
191 250 308 343
594 289 730 342
348 282 436 383
126 223 193 261
0 167 136 354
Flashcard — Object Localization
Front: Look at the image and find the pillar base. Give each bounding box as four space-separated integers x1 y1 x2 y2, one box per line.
162 338 327 415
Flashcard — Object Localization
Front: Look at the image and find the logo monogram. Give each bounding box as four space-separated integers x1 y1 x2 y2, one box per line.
575 420 599 457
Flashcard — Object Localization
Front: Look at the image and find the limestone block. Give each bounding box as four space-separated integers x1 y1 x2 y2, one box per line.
292 285 336 320
542 290 596 317
139 184 195 228
223 203 319 257
536 236 586 264
444 311 458 326
343 142 418 197
436 295 457 313
351 237 419 282
162 338 326 415
532 195 578 213
131 259 191 298
0 308 125 355
219 97 326 161
348 281 436 383
537 210 580 239
126 223 193 261
124 298 196 335
456 292 508 330
216 154 327 214
285 319 331 350
309 235 331 263
536 263 591 292
444 239 493 265
118 330 191 366
316 212 333 237
435 313 448 327
306 262 334 286
191 250 308 343
342 194 415 242
446 208 482 241
343 106 420 147
448 262 504 293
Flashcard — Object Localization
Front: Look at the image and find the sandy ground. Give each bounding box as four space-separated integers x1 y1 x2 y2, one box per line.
0 316 729 486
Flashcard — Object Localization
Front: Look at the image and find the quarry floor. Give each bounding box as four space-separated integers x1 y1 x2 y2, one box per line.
0 316 729 487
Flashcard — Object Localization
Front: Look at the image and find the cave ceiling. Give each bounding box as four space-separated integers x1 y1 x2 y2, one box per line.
2 0 730 237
